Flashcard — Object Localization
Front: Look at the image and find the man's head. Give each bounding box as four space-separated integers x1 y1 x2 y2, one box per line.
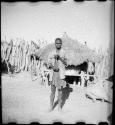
55 38 62 50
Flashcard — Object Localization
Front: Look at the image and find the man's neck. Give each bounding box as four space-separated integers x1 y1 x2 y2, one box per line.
56 48 61 51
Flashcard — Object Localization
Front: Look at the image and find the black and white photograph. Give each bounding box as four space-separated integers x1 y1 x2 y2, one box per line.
1 0 114 124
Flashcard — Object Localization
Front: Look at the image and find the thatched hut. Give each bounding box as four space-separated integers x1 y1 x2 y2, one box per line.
35 34 103 86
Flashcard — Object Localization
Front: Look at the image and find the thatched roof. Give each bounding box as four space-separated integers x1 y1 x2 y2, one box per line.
35 34 102 66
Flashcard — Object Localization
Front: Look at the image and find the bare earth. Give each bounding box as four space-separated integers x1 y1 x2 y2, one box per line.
2 72 112 124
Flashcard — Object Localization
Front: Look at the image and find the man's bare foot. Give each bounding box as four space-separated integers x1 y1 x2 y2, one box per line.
58 106 62 112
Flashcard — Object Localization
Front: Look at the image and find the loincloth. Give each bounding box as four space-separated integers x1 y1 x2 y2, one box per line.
52 71 66 89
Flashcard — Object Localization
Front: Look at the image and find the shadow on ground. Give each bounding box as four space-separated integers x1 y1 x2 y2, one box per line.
53 84 73 109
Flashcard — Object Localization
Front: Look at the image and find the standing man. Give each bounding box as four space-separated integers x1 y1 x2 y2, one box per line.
47 38 68 111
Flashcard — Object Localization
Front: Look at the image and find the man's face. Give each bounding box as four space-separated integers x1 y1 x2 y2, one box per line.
55 39 62 50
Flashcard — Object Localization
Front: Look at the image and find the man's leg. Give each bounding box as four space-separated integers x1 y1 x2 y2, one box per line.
58 88 62 111
50 84 56 111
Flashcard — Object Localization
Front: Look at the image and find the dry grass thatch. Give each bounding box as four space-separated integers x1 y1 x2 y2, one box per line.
35 36 102 66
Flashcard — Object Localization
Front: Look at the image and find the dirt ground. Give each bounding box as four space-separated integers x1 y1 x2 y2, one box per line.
2 71 112 124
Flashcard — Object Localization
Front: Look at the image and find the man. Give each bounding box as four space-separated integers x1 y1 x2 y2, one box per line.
47 38 68 111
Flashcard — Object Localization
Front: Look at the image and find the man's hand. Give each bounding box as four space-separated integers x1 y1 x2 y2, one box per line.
48 63 53 69
48 63 59 71
54 54 60 60
54 54 67 66
53 66 59 72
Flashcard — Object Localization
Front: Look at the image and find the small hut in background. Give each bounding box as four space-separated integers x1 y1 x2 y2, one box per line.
35 33 103 87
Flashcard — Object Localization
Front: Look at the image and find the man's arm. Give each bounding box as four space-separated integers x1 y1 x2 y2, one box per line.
47 52 58 71
58 56 67 66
